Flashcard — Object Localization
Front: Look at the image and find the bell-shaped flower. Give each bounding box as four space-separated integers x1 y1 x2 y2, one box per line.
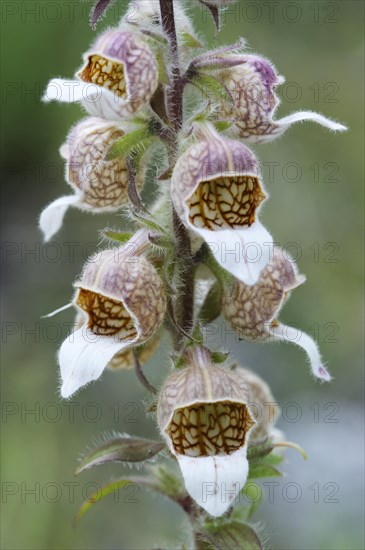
171 128 273 285
59 242 166 398
43 29 158 120
39 117 145 241
217 54 347 143
157 346 256 517
222 248 331 381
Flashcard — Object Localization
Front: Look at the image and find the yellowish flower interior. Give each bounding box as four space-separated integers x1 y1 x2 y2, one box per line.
188 175 265 230
76 288 137 338
107 337 160 371
78 54 127 98
167 401 254 457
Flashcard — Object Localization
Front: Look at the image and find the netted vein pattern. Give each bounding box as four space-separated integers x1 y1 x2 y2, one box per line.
218 55 282 140
64 118 134 209
167 401 253 457
78 30 158 115
188 175 265 229
222 249 300 341
79 55 127 98
76 289 137 338
157 350 255 457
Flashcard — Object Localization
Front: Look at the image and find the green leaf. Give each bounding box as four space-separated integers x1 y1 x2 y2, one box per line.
75 436 165 475
181 32 204 49
170 353 187 370
199 281 223 324
74 479 133 524
147 464 185 499
155 49 170 85
256 453 284 467
74 475 175 524
198 244 233 286
211 351 230 364
130 211 167 235
248 463 282 480
106 127 155 160
103 230 133 244
214 121 233 133
148 234 174 250
201 522 263 550
247 441 274 461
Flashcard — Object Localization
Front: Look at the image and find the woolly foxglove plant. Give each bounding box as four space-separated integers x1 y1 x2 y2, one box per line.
41 0 346 547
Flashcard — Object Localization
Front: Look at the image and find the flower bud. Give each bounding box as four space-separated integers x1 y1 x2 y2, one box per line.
171 126 273 285
123 0 198 65
39 117 144 241
222 248 331 381
43 29 158 119
59 238 166 398
157 346 256 517
217 54 347 142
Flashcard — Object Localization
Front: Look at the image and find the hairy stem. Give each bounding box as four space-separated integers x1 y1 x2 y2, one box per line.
159 0 195 344
159 0 183 131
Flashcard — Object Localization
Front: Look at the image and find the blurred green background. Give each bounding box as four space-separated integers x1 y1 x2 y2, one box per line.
1 0 364 548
